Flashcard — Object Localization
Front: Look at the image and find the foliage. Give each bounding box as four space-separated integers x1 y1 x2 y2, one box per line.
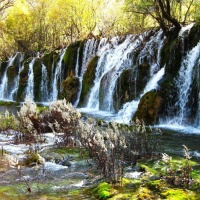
78 118 154 183
41 98 81 145
0 109 18 132
124 0 200 37
17 96 42 141
161 145 192 188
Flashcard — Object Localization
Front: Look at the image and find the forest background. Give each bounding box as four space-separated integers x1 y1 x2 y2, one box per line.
0 0 200 60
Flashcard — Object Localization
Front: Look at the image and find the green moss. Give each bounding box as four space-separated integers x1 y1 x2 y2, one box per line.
0 101 20 106
52 147 89 159
94 182 117 199
63 41 84 76
146 180 163 192
24 152 41 166
79 56 99 106
161 188 197 200
37 105 48 113
59 75 79 103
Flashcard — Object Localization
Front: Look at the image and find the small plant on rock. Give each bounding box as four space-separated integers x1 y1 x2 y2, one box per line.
161 145 192 188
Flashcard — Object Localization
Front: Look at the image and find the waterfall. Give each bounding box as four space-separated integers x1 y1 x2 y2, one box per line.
170 42 200 125
75 47 80 77
51 49 66 101
86 35 142 111
115 66 165 123
0 53 19 100
41 64 49 102
74 39 99 106
8 53 24 100
85 30 165 114
73 47 80 107
195 58 200 127
138 30 165 75
25 58 35 101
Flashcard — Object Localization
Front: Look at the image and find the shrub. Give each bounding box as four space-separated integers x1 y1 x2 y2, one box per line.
78 119 153 183
0 110 18 132
41 99 81 146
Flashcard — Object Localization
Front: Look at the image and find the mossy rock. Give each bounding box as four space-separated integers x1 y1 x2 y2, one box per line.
137 187 153 200
161 188 197 200
146 180 164 192
33 58 42 101
59 75 80 104
23 152 44 166
63 41 84 77
162 38 183 77
133 90 164 125
79 56 99 106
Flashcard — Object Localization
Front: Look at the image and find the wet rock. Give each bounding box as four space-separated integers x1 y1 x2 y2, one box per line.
133 90 164 125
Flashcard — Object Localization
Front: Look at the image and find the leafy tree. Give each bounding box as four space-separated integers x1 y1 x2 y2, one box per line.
124 0 198 36
5 0 33 51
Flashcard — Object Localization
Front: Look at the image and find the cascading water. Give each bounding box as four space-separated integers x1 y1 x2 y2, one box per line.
74 39 99 106
166 42 200 126
138 30 165 75
115 65 166 124
41 64 49 102
0 53 19 100
86 35 143 112
195 58 200 127
25 58 35 101
51 49 66 101
75 47 80 77
8 53 24 100
83 30 166 122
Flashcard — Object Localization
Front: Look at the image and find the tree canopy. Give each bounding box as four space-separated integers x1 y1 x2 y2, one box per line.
0 0 199 60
